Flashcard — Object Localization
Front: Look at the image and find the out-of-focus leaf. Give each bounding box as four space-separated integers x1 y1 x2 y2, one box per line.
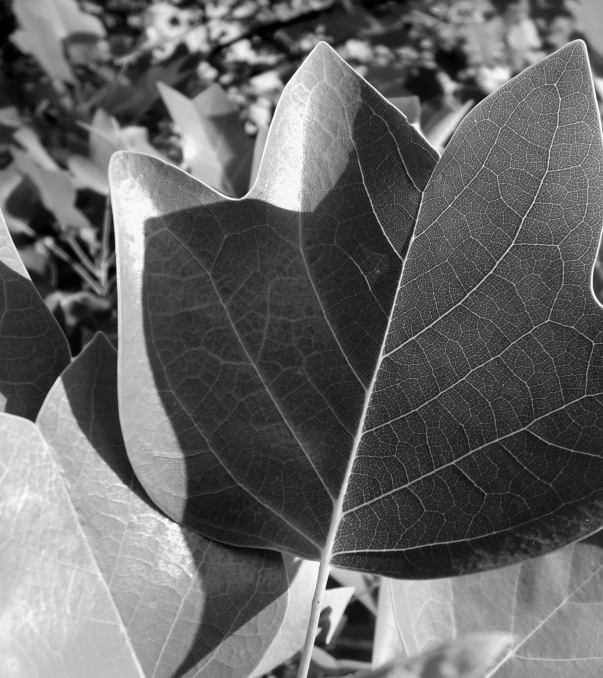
0 164 33 236
374 533 603 677
48 0 105 36
366 633 514 678
110 41 603 580
0 412 145 678
34 333 288 678
0 107 21 127
311 646 341 673
158 82 253 196
18 242 56 298
0 206 70 419
389 96 422 128
11 0 104 84
13 126 59 170
569 0 603 58
330 567 377 616
13 150 92 232
100 55 191 120
12 1 74 83
69 109 167 194
319 586 355 645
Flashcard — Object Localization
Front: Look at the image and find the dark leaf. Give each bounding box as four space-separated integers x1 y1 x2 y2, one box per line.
110 41 603 578
0 206 70 418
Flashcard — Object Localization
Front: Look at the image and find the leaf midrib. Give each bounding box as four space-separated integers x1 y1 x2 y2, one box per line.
154 221 326 552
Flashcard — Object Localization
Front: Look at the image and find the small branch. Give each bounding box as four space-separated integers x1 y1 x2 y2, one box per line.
64 232 99 279
46 239 104 297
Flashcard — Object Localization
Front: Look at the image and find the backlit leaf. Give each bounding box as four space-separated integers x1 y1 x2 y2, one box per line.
34 333 287 678
366 633 514 678
0 207 70 419
110 41 603 579
0 413 144 678
376 533 603 677
158 82 253 196
11 0 104 84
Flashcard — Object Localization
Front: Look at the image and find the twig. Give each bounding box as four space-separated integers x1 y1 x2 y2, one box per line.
64 232 99 279
46 239 104 297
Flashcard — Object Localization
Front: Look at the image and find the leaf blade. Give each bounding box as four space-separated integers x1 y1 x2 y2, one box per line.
333 39 603 576
35 332 288 678
0 412 145 678
378 534 603 677
0 206 70 419
111 40 603 580
110 41 437 562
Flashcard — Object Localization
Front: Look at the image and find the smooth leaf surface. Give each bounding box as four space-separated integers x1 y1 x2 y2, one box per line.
13 150 92 232
35 333 288 678
0 206 70 419
110 41 603 578
0 413 144 678
11 0 104 84
376 532 603 677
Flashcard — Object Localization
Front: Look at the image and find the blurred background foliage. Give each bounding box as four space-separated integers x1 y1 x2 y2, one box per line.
1 1 603 675
1 0 602 355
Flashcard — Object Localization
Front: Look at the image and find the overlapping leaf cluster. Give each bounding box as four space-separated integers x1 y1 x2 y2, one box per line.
2 30 603 678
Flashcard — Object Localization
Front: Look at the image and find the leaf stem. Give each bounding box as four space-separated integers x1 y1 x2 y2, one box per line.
296 555 331 678
99 197 113 293
46 239 104 297
65 232 98 279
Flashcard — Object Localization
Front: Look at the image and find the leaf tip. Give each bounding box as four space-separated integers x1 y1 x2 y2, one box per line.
556 38 590 64
108 149 133 184
305 40 344 67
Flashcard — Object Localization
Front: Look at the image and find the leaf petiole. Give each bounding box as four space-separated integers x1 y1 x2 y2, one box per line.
296 554 332 678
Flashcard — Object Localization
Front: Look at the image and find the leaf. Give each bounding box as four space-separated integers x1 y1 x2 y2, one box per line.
389 96 422 128
158 82 253 197
569 0 603 59
11 0 105 84
13 150 92 233
69 109 167 194
0 412 144 678
33 332 288 678
250 556 318 677
249 123 269 190
0 207 70 418
109 40 603 579
330 567 378 616
365 633 514 678
375 533 603 677
13 125 60 170
99 55 191 121
319 586 355 645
